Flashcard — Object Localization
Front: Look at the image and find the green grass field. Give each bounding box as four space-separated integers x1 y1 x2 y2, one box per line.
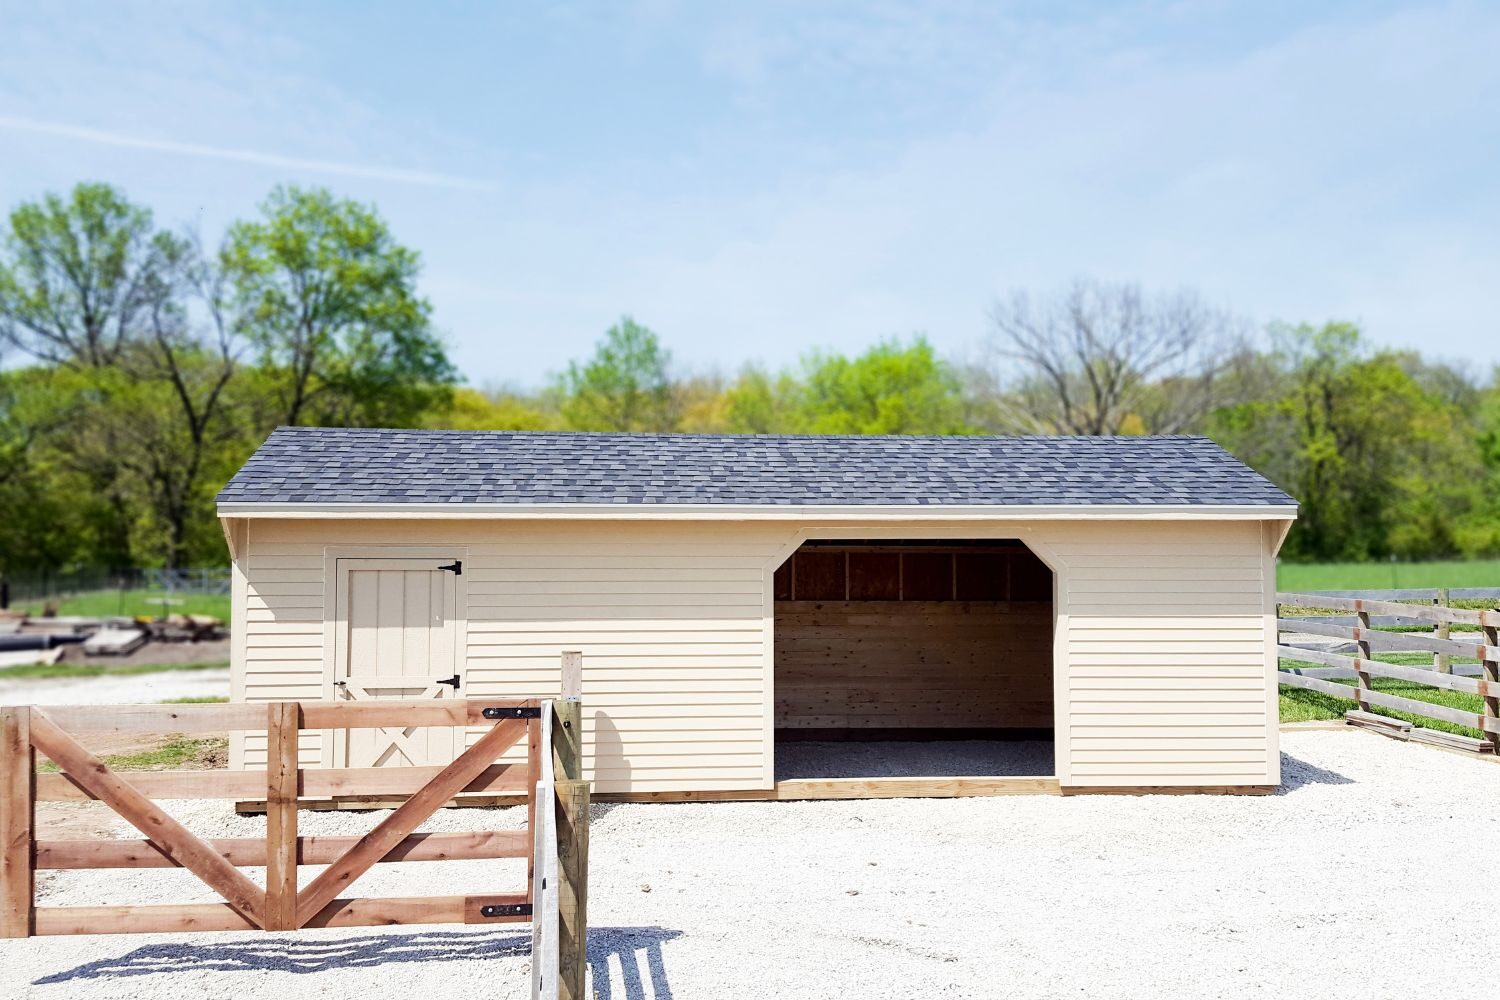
1279 651 1487 737
12 589 230 621
1277 559 1500 591
36 735 228 773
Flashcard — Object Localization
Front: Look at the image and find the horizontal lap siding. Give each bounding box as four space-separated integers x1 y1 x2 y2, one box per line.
463 528 782 792
229 515 1282 794
1042 521 1275 787
231 538 328 769
233 519 794 792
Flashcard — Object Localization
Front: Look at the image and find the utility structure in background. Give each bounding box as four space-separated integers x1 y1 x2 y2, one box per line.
0 652 592 1000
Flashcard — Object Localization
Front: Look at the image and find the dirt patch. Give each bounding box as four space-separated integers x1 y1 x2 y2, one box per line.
33 801 118 841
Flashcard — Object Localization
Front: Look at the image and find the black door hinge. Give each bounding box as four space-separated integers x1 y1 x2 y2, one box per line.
437 674 461 689
479 903 532 918
438 560 462 575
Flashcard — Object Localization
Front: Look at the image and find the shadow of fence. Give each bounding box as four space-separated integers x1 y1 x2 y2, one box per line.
35 924 683 999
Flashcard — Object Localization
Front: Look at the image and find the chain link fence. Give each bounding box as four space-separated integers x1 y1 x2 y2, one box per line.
0 568 231 618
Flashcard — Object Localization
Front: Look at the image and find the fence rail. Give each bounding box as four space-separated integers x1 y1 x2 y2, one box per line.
2 651 593 999
1277 590 1500 754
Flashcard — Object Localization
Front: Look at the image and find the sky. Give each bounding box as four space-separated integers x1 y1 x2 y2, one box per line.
1 1 1497 386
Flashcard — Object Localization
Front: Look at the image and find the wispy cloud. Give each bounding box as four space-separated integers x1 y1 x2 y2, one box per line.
0 115 493 192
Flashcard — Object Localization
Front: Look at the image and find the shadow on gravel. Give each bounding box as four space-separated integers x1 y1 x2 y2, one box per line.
589 926 684 1000
35 925 683 997
1277 753 1355 793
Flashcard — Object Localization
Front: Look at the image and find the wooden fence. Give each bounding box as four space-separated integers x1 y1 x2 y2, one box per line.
1 650 592 1000
1277 590 1500 754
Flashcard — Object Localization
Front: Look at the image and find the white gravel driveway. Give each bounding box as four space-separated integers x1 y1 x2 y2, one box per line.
0 667 229 706
4 729 1498 1000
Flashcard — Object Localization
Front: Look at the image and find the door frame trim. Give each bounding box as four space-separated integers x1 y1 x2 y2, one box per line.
320 545 469 768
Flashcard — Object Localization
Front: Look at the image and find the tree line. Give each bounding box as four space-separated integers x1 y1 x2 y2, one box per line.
3 182 1498 573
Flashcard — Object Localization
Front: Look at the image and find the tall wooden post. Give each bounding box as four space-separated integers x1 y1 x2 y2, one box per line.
0 706 34 939
553 650 588 1000
1354 608 1373 712
265 702 300 932
1434 589 1451 674
1483 622 1499 756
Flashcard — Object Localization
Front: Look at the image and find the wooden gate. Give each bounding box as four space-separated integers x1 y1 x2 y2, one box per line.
1 697 550 936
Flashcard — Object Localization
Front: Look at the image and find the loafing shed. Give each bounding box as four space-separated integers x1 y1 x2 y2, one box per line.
217 428 1298 799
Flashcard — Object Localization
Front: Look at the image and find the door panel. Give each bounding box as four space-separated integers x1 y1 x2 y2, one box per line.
335 559 461 768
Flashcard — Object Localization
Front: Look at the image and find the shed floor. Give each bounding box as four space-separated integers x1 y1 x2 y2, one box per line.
774 738 1054 780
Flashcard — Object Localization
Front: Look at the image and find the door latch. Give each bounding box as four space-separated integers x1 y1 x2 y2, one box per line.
437 674 461 689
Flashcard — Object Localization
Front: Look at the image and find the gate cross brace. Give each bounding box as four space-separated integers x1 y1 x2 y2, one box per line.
27 710 268 928
293 716 529 927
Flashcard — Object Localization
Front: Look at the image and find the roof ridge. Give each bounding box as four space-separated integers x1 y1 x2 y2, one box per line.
268 426 1215 444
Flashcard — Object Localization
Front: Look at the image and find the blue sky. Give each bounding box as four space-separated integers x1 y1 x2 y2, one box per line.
2 1 1497 386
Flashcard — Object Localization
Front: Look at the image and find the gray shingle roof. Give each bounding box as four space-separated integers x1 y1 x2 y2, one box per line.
217 427 1295 509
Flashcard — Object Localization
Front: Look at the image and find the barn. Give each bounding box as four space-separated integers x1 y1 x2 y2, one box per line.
216 427 1297 798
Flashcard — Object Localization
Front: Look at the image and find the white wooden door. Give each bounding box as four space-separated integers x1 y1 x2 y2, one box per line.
334 558 462 768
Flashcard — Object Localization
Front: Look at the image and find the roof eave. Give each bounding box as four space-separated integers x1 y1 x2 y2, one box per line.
216 501 1298 521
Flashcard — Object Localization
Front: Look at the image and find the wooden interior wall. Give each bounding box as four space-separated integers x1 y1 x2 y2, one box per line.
773 543 1054 733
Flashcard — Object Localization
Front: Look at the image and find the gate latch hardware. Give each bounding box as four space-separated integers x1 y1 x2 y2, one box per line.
480 903 532 918
437 674 461 689
483 705 543 719
438 560 462 575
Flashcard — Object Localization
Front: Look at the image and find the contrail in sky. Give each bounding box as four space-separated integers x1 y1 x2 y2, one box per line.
0 114 493 191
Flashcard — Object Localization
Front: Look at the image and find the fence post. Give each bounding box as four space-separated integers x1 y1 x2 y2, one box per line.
1434 589 1451 675
553 651 588 1000
1354 608 1373 713
0 706 34 938
1483 621 1499 756
265 702 300 932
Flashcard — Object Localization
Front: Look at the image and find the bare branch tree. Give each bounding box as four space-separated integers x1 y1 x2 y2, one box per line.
986 279 1247 435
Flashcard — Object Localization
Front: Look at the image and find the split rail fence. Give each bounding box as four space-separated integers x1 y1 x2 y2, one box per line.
0 650 593 1000
1277 590 1500 754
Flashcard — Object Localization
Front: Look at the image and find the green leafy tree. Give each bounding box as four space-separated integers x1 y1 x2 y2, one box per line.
0 183 171 368
794 337 968 435
224 186 455 427
558 317 678 431
1211 323 1485 561
429 387 556 431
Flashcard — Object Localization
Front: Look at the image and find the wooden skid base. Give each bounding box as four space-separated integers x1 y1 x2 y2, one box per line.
32 893 531 936
1059 785 1278 796
238 777 1292 811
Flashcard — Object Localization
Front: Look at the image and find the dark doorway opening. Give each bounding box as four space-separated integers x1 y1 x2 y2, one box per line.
772 539 1055 780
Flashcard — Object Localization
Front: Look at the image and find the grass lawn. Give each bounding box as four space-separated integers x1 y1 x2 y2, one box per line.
0 659 228 681
36 734 228 773
1277 559 1500 591
12 588 231 621
1279 651 1487 738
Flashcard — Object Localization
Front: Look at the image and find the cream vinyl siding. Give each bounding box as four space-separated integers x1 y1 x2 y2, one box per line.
227 514 1282 793
230 518 794 793
1040 520 1277 787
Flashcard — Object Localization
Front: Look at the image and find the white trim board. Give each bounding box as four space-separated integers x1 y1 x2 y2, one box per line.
219 502 1298 521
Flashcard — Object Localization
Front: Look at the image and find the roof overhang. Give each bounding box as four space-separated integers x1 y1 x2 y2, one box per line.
217 501 1298 521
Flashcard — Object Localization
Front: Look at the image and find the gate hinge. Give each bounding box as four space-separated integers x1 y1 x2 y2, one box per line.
438 560 462 575
483 705 543 719
479 903 532 918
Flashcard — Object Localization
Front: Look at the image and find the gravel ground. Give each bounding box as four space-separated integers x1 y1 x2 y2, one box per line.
0 667 229 706
4 729 1499 1000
